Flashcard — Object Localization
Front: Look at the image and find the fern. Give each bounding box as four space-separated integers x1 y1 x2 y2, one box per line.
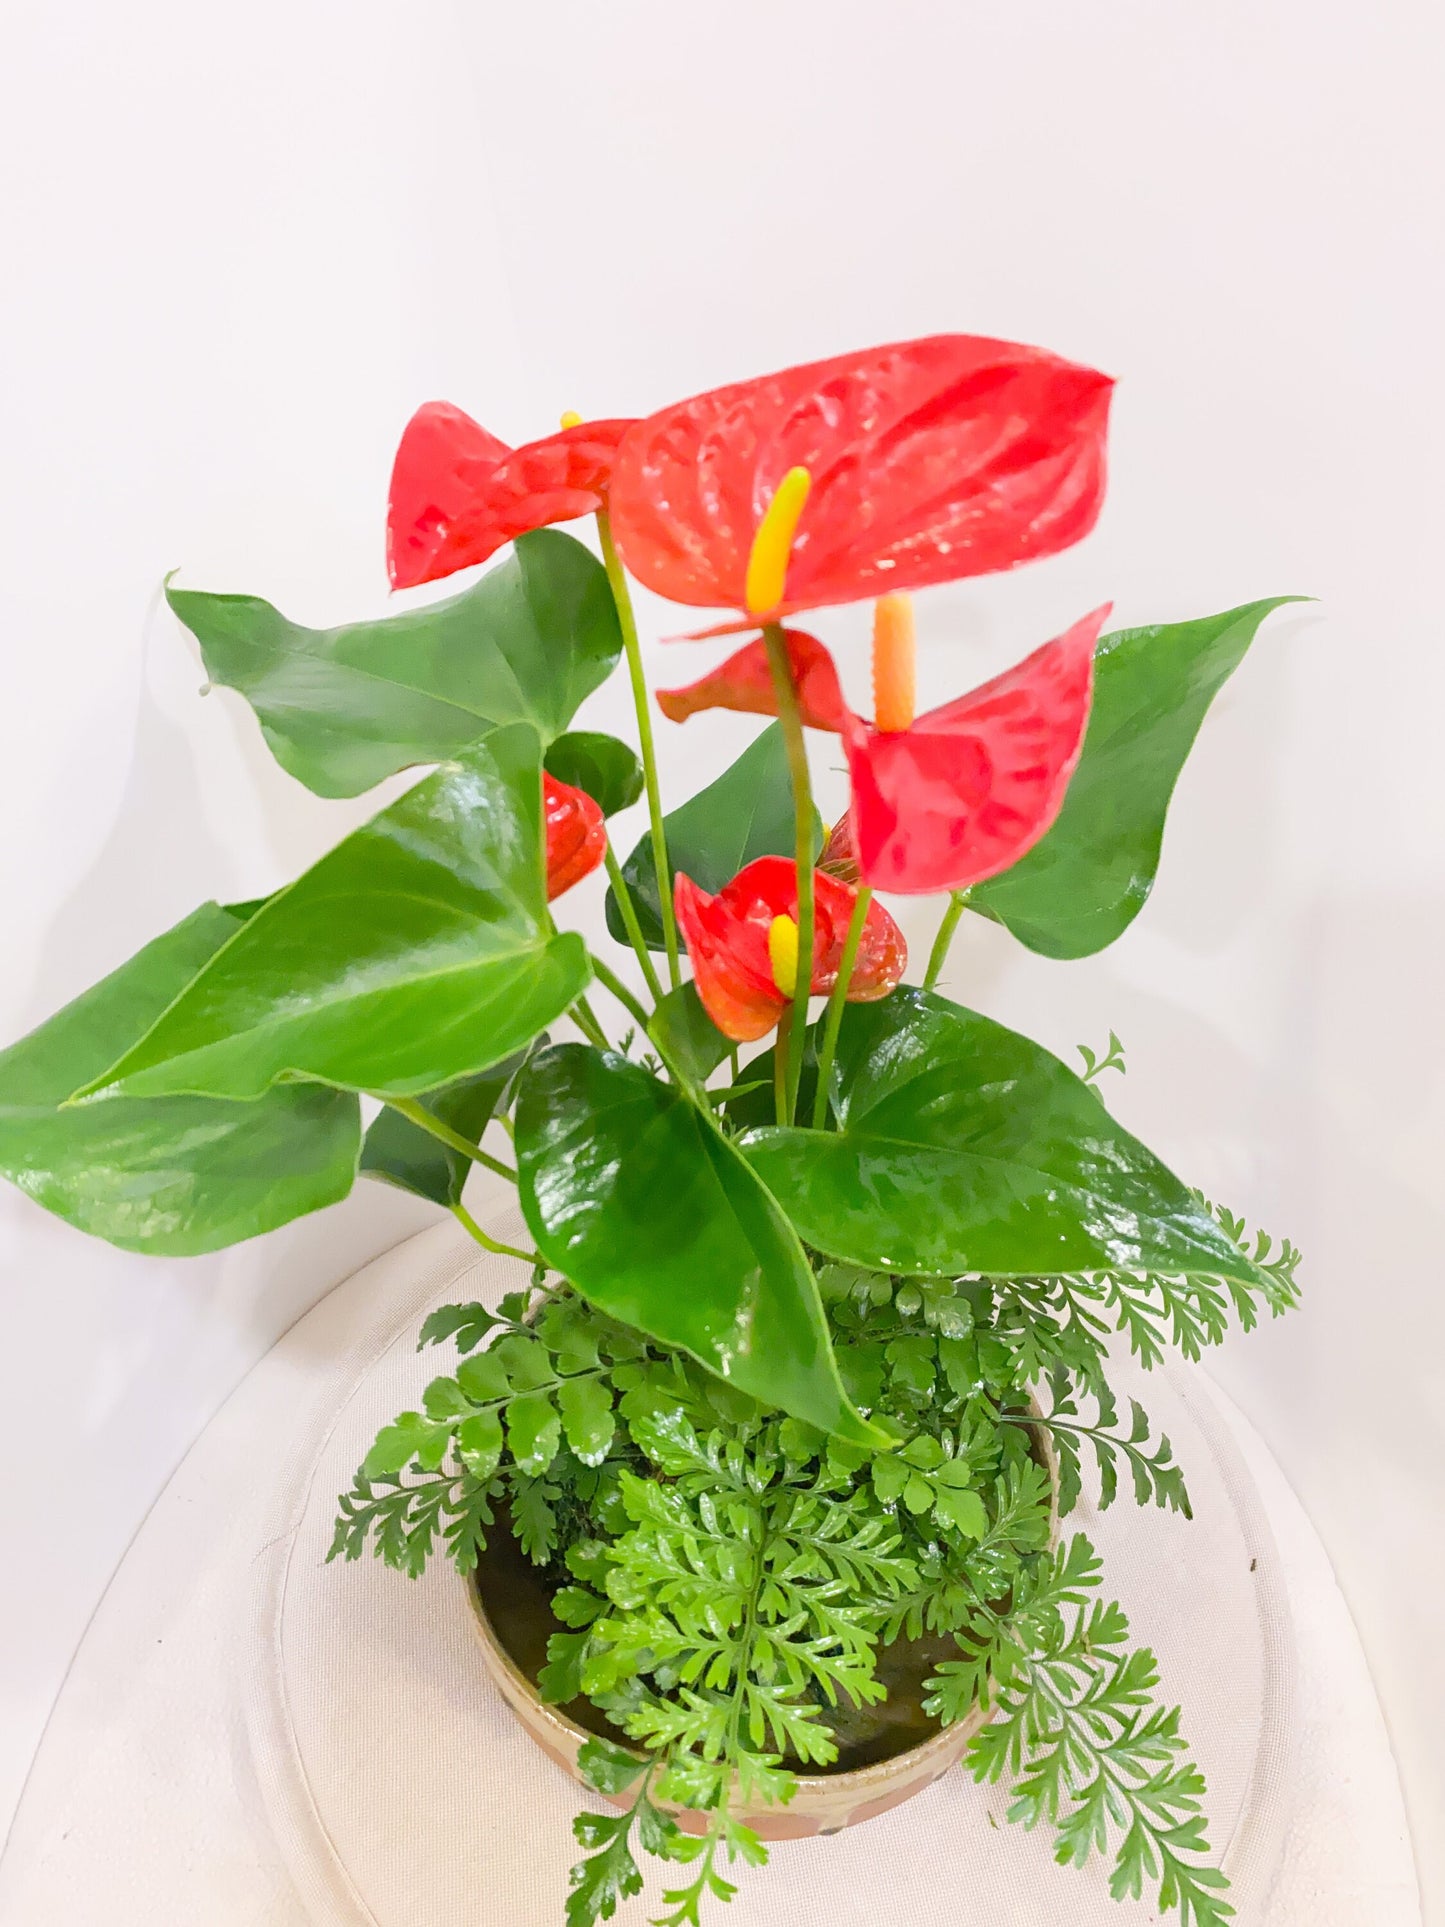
327 1465 495 1578
1020 1384 1192 1518
331 1212 1297 1927
929 1535 1231 1927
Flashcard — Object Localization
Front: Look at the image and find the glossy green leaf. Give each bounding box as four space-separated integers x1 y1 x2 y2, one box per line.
647 982 732 1087
605 723 822 950
168 528 622 799
970 600 1300 958
75 725 590 1104
359 1045 531 1206
739 989 1267 1286
0 903 359 1255
514 1043 877 1442
544 731 644 818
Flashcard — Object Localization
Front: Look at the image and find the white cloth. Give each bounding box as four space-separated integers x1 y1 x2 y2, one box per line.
0 1210 1420 1926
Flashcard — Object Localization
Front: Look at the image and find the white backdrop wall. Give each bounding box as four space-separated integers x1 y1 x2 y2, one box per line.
2 0 1440 1916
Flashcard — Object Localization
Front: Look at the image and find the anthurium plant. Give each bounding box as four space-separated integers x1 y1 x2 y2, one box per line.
0 335 1302 1927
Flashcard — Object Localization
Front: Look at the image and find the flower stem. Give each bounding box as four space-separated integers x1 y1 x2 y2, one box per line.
811 886 871 1130
773 1003 793 1126
762 621 815 1125
589 953 652 1034
384 1096 517 1183
451 1201 542 1266
571 993 611 1050
923 889 971 991
596 509 681 990
602 843 664 1004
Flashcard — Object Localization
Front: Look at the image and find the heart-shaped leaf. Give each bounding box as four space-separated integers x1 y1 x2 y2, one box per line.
969 599 1300 958
739 988 1266 1285
359 1043 535 1206
0 903 359 1254
544 732 644 818
75 724 589 1104
169 528 621 799
605 723 821 950
514 1043 877 1443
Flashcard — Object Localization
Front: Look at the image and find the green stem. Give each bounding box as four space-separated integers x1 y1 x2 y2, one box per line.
602 845 665 1004
811 885 871 1130
589 953 652 1034
596 509 681 990
762 622 815 1124
923 889 970 991
383 1096 517 1183
572 993 611 1050
773 1003 793 1127
451 1201 542 1266
590 952 703 1103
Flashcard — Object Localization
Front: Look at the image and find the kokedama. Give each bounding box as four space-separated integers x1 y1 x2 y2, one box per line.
0 333 1302 1927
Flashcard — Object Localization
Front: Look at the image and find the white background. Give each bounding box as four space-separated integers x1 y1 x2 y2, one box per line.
1 0 1440 1916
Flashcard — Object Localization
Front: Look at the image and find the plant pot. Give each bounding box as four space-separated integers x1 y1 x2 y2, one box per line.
465 1410 1057 1841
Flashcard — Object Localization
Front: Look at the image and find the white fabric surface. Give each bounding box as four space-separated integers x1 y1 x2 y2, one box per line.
0 1211 1420 1926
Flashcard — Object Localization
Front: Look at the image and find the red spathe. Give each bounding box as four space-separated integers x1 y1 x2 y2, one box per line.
388 402 635 589
610 335 1113 626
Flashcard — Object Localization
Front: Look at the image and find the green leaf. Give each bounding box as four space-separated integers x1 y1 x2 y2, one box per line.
74 725 590 1103
740 990 1268 1286
511 1470 560 1560
566 1815 643 1927
362 1410 452 1477
515 1043 877 1443
495 1332 556 1391
558 1376 616 1466
360 1047 529 1206
0 903 359 1254
506 1390 561 1475
605 723 822 950
934 1485 988 1538
969 600 1301 958
576 1735 647 1797
901 1433 944 1471
903 1472 936 1514
545 731 644 817
422 1375 473 1420
455 1349 511 1400
455 1408 504 1478
417 1301 499 1353
871 1456 909 1503
169 529 622 798
648 982 733 1086
540 1628 590 1704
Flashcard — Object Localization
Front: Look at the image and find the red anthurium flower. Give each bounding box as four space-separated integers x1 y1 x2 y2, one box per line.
656 629 847 732
817 811 861 885
609 334 1113 632
674 856 907 1044
387 402 636 590
657 596 1108 895
543 774 606 901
